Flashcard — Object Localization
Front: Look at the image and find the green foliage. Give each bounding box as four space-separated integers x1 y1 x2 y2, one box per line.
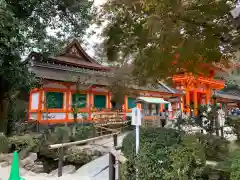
66 149 92 165
122 128 183 179
163 135 206 180
99 0 234 81
122 128 182 158
1 0 93 53
73 125 95 141
0 134 9 153
195 104 220 135
122 128 209 179
195 133 229 161
8 134 42 158
201 165 230 180
7 99 28 135
217 150 240 180
122 128 234 179
53 125 94 142
38 124 94 159
54 126 71 143
0 0 93 133
226 116 240 141
229 151 240 180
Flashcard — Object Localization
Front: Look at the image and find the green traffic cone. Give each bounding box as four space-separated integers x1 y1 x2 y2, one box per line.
8 151 25 180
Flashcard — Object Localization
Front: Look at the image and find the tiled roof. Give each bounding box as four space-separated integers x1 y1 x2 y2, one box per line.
31 62 180 95
48 56 110 70
215 91 240 101
159 82 184 95
29 39 110 71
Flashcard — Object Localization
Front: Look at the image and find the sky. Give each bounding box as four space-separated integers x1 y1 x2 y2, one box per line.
46 0 106 57
83 0 107 56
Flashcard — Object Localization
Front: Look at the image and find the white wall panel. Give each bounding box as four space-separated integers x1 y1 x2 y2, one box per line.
42 113 66 120
68 113 88 120
31 92 39 110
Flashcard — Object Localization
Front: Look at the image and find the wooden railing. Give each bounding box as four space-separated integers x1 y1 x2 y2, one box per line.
93 112 125 125
44 111 130 179
93 111 130 135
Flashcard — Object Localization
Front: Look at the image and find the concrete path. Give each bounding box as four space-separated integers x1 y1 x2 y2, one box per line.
75 153 110 180
0 165 92 180
74 132 129 179
88 131 129 149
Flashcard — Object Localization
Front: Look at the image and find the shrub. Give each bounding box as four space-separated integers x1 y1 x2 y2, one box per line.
39 125 95 159
8 134 41 158
218 150 240 180
230 151 240 180
122 128 208 180
38 126 71 159
54 126 71 143
195 133 229 161
226 116 240 141
122 128 183 179
163 135 206 180
73 125 95 141
0 134 9 153
122 128 182 158
66 149 92 165
201 165 230 180
7 99 28 135
217 150 240 180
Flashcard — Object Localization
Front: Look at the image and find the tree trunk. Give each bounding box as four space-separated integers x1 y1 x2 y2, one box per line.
72 114 78 137
0 98 9 134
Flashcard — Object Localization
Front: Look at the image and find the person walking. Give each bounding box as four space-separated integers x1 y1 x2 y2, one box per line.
161 109 166 127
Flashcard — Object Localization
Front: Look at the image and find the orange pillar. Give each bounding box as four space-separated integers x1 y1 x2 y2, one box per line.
205 88 211 105
137 103 141 109
160 104 164 112
180 97 184 111
185 88 190 115
88 89 93 120
108 92 112 109
37 89 43 122
123 96 127 120
106 92 110 109
193 87 198 116
65 87 70 122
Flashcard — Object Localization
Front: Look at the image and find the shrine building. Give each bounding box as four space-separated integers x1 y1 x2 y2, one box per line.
28 39 183 124
28 39 240 124
172 63 240 116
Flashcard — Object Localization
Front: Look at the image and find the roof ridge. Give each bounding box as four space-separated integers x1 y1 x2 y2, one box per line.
57 39 102 65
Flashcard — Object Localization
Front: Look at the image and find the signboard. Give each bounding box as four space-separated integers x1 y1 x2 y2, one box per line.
131 107 141 179
231 6 240 19
131 107 142 126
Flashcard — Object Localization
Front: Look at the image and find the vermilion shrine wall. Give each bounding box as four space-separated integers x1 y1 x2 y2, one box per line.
29 81 178 123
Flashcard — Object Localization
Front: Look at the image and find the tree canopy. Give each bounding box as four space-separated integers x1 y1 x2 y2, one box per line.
98 0 237 81
0 0 93 133
1 0 93 54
